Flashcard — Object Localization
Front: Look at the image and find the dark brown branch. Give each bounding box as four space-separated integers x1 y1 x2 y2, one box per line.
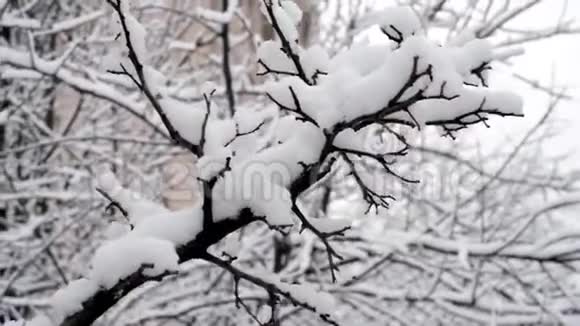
291 203 344 283
257 59 299 77
426 98 524 139
262 0 310 84
201 252 339 326
224 121 266 148
106 0 201 156
221 0 236 116
381 24 404 44
95 187 130 225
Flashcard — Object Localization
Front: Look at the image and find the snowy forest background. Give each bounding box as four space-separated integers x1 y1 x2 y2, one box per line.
1 0 580 325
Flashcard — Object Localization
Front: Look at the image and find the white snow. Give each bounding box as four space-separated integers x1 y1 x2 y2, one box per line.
126 14 147 62
211 116 325 224
328 43 392 76
407 88 523 125
91 172 203 289
27 315 53 326
273 5 299 48
0 68 42 79
258 40 296 74
0 15 41 29
49 10 105 34
457 243 471 270
266 32 522 133
221 233 240 258
50 279 100 318
280 0 303 25
256 271 336 316
203 119 236 155
114 2 148 63
158 97 205 145
89 236 179 289
96 169 169 225
227 107 276 160
0 108 8 125
300 45 330 82
144 66 168 93
197 147 232 180
265 77 343 129
449 39 493 83
1 321 24 326
333 129 365 150
358 6 423 39
129 207 203 246
104 221 131 240
195 0 238 24
6 2 532 325
201 81 218 96
168 40 197 51
97 170 203 245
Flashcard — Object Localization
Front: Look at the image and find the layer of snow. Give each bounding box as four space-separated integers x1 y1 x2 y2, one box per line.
27 315 53 326
129 207 203 246
258 40 296 74
300 45 330 81
407 88 523 125
358 6 423 38
49 10 105 34
267 33 522 131
212 116 325 224
119 3 147 63
158 97 205 145
0 68 42 79
333 129 365 150
51 279 100 318
280 0 303 25
104 221 131 240
272 4 299 49
89 236 179 289
97 169 169 225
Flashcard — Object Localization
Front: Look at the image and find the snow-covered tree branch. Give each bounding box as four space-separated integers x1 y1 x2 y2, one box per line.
1 0 579 325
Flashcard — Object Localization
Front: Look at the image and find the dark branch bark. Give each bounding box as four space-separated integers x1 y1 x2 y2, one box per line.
221 0 236 116
61 208 258 326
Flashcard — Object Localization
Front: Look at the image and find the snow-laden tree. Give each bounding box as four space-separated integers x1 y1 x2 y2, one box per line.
1 0 580 325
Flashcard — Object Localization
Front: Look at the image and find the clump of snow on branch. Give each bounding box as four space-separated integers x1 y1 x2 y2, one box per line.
97 168 169 224
260 7 522 132
97 170 204 245
258 40 296 73
89 236 179 289
357 6 423 38
37 168 204 322
130 207 203 246
261 0 303 50
50 279 100 319
105 0 148 70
